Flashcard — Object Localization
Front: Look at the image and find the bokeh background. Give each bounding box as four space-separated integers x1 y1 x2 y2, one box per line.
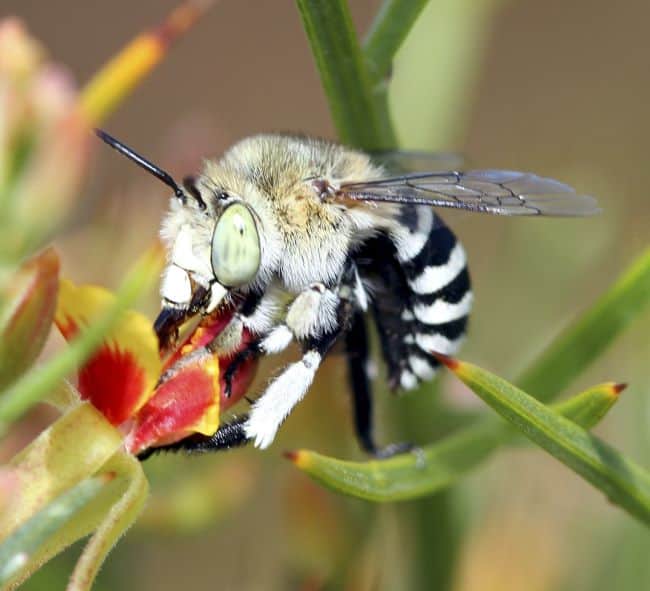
3 0 649 589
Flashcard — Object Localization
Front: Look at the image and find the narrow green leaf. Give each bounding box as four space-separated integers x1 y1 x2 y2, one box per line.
553 382 625 429
0 476 107 585
445 358 650 525
286 383 620 501
295 0 394 149
0 245 163 431
363 0 431 82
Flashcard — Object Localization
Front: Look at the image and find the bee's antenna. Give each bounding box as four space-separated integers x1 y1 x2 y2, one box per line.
95 128 187 205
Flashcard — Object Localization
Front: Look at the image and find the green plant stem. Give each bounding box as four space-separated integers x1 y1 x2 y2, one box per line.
68 452 148 591
410 491 458 591
296 2 448 587
363 0 431 82
362 0 433 148
295 0 395 149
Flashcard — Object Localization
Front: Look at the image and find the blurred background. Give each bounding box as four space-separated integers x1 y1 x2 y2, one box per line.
3 0 649 589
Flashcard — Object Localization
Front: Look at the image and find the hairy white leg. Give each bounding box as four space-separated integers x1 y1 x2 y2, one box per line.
243 282 348 448
259 324 294 354
244 350 322 448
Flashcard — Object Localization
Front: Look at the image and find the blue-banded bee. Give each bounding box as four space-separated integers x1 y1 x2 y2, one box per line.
97 130 598 457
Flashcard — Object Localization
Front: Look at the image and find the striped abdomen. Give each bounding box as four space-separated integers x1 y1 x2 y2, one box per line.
355 206 471 390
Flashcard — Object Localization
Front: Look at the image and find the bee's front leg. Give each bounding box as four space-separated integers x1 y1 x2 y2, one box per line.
137 415 250 460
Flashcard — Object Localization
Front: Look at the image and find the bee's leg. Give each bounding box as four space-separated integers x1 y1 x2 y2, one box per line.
344 311 377 454
222 325 294 397
244 288 351 449
345 311 414 459
141 321 334 458
243 345 328 449
137 415 250 460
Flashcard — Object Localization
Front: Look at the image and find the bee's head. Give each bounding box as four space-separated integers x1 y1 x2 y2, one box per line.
157 190 263 347
95 130 263 350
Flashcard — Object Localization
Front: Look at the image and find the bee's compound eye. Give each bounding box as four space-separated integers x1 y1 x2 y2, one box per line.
211 203 260 287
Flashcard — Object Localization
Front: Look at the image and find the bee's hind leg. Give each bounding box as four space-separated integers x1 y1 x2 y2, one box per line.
345 311 413 459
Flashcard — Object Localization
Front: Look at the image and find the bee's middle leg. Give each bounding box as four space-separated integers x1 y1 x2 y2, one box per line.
244 283 349 449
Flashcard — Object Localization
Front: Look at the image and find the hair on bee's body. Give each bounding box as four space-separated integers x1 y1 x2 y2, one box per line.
96 129 598 458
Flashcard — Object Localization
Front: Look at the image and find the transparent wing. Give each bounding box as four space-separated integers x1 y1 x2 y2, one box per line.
339 170 600 217
370 150 464 173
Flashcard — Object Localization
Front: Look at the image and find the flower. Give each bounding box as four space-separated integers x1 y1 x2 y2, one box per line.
55 278 257 456
0 6 219 589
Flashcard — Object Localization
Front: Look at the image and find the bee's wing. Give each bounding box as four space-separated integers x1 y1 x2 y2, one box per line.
338 170 600 217
370 150 464 173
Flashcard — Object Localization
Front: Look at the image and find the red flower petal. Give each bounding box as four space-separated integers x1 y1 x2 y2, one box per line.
162 305 235 371
126 356 220 455
77 344 148 426
158 309 259 414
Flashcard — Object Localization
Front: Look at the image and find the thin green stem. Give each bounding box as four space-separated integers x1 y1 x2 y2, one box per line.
295 0 395 149
362 0 433 149
68 453 149 591
296 2 452 587
363 0 431 82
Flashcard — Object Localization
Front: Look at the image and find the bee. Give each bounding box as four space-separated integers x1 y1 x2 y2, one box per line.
96 130 598 457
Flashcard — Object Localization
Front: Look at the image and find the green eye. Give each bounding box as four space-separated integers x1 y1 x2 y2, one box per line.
211 203 261 287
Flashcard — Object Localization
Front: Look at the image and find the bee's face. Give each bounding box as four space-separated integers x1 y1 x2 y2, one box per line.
155 186 264 348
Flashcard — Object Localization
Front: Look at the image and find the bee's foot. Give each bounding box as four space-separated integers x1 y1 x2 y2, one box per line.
370 441 414 459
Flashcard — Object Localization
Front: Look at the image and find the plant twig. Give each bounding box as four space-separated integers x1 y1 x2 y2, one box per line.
363 0 431 83
295 0 395 149
68 453 149 591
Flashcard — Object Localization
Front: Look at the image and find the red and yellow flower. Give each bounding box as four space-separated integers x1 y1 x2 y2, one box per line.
55 278 257 456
